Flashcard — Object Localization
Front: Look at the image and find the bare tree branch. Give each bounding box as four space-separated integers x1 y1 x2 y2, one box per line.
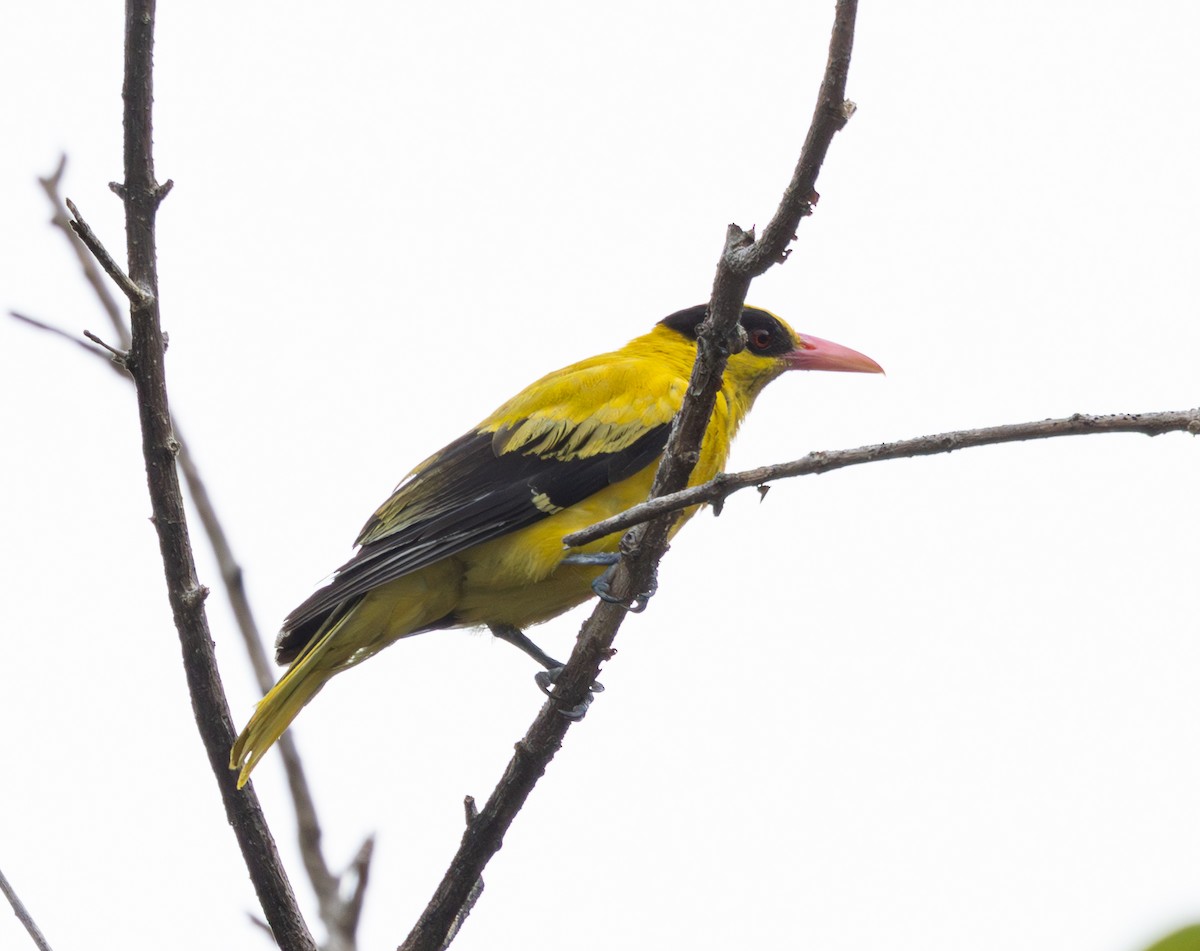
0 866 54 951
398 3 861 948
26 157 373 950
12 296 374 950
177 435 375 951
38 155 132 350
96 2 315 948
564 408 1200 547
63 197 146 306
10 310 114 361
20 194 323 950
734 1 858 279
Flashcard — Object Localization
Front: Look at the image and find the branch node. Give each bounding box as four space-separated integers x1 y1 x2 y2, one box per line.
756 483 771 502
154 179 175 205
512 739 535 760
841 99 858 120
183 584 210 608
108 181 127 200
38 154 68 193
735 223 756 246
463 796 479 827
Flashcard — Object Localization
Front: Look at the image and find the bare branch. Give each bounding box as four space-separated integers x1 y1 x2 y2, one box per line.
439 800 484 951
38 155 131 351
106 2 315 948
341 836 377 942
398 3 861 948
176 431 375 949
29 159 368 946
12 294 373 948
733 0 859 277
82 329 129 364
10 310 114 362
63 198 146 306
0 866 54 951
564 408 1200 546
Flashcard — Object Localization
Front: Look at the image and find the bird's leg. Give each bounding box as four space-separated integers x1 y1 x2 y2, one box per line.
487 622 563 670
488 622 603 720
561 551 658 613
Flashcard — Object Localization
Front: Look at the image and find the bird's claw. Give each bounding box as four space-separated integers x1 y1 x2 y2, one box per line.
563 552 658 613
594 569 657 613
535 666 604 720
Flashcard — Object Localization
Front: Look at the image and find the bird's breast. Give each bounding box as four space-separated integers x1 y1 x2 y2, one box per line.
452 403 734 630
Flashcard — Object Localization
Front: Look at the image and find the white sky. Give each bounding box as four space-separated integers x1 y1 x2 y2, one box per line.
3 3 1199 950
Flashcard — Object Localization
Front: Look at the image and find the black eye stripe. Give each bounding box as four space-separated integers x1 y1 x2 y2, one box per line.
659 306 793 357
738 311 794 357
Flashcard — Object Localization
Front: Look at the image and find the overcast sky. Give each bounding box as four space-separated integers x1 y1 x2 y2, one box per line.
4 3 1199 950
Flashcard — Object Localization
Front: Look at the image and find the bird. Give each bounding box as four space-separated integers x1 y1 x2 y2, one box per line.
230 304 882 786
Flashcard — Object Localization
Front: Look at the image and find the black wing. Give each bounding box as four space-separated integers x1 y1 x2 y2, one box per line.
276 421 670 661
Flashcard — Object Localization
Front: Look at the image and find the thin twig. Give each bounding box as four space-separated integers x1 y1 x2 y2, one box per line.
175 430 376 945
0 866 54 951
342 836 376 941
177 434 375 949
397 4 860 949
63 198 146 306
563 408 1200 547
28 160 370 947
438 800 484 951
10 310 113 361
82 329 128 364
12 295 374 949
38 155 131 350
732 0 859 278
109 1 315 948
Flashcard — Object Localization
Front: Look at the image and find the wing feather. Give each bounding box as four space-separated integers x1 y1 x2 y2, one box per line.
277 356 685 658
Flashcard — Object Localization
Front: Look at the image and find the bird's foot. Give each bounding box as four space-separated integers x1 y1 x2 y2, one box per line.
561 552 658 613
488 622 606 718
535 666 605 720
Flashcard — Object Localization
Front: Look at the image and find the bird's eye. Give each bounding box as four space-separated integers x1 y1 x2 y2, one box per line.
748 328 773 351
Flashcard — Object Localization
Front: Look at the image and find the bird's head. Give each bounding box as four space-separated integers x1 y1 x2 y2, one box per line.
658 304 883 399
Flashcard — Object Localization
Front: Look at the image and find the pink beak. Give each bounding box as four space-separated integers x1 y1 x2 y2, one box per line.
783 333 884 374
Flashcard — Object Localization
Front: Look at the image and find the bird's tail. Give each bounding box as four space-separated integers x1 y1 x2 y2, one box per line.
229 612 351 788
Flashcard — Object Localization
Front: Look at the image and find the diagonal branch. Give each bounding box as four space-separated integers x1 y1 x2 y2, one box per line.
24 156 374 945
563 408 1200 547
0 866 54 951
64 198 147 306
10 310 115 361
101 2 315 948
734 0 859 278
397 3 860 949
11 294 374 950
38 155 131 350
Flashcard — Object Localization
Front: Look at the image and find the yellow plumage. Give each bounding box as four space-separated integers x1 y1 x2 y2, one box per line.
230 306 881 786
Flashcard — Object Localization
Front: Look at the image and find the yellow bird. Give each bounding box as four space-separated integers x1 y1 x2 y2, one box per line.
231 305 881 786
